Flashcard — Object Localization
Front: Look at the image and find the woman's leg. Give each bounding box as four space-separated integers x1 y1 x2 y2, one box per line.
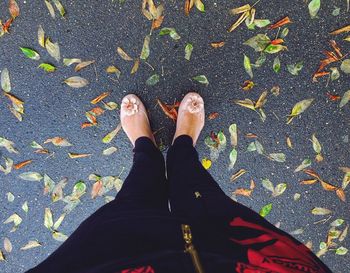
167 92 332 273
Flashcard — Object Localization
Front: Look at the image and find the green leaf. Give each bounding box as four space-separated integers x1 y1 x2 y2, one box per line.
140 35 151 60
19 172 43 181
20 47 40 60
340 90 350 108
146 74 160 86
193 75 209 85
252 54 266 68
255 140 264 155
340 59 350 74
319 242 327 250
287 98 314 124
287 61 304 75
217 131 227 145
280 28 289 38
194 0 205 12
332 7 340 16
264 44 286 54
52 231 68 242
71 180 86 199
259 203 272 217
273 56 281 73
159 27 181 40
243 34 271 52
185 43 193 61
294 158 312 172
229 148 237 169
273 183 287 197
262 178 274 193
311 134 322 154
331 218 344 227
38 63 56 73
269 153 286 162
22 201 29 213
244 54 253 78
102 124 122 144
336 246 348 255
247 142 256 152
308 0 321 18
7 192 15 202
253 19 271 28
1 68 11 92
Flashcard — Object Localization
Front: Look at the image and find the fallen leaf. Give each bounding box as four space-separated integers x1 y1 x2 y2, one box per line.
19 172 43 181
102 123 122 143
229 124 237 147
330 25 350 35
159 27 181 40
44 137 72 146
63 58 82 66
91 180 103 198
336 188 346 202
233 188 253 197
146 74 160 86
52 231 68 242
68 153 92 159
75 60 95 72
210 41 225 48
38 25 45 47
1 68 11 92
308 0 321 18
64 76 89 88
52 0 65 17
230 169 247 182
22 201 28 213
269 153 286 162
7 192 15 202
0 137 18 153
14 159 33 170
208 112 219 120
53 213 66 230
273 183 287 197
243 54 253 78
259 203 272 217
229 148 237 170
287 61 304 75
336 246 348 255
102 146 118 156
45 38 60 62
262 178 274 193
157 99 178 121
340 59 350 74
311 207 332 215
4 238 12 253
9 0 20 19
320 181 337 191
185 43 193 61
117 47 133 61
44 0 55 18
140 35 151 60
287 98 314 124
339 225 349 242
268 16 291 30
38 63 56 72
330 218 344 227
20 47 40 60
339 90 350 108
20 240 41 250
131 59 140 74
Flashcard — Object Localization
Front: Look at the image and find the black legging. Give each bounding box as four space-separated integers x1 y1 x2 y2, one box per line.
27 135 331 273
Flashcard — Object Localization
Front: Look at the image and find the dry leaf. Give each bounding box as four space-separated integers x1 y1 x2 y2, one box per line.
4 238 12 253
68 153 92 159
131 59 140 74
91 180 103 198
38 25 45 47
20 240 41 250
64 76 89 88
211 41 225 48
311 207 332 215
9 0 20 19
44 137 72 146
230 169 247 182
336 188 346 202
91 91 110 104
45 38 60 62
75 60 95 72
117 47 133 61
233 188 253 197
330 25 350 35
14 160 33 170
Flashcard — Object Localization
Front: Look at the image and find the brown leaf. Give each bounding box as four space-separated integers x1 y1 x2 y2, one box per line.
68 153 92 159
131 59 140 75
230 169 247 182
268 16 291 30
4 92 24 107
117 47 133 61
233 188 252 197
300 179 318 185
303 169 322 180
210 41 225 48
9 0 20 19
157 99 178 121
330 25 350 35
255 91 268 109
329 40 343 58
336 188 346 202
320 181 337 191
249 179 256 190
75 60 95 72
245 133 258 138
228 11 249 32
91 180 103 199
44 137 72 147
89 107 105 116
152 15 164 30
81 122 95 129
91 92 110 104
14 160 33 170
208 112 219 120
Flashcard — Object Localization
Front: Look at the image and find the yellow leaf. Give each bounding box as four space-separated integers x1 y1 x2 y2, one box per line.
201 158 212 170
117 47 133 61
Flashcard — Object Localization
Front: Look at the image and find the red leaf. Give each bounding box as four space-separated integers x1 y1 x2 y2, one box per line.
268 16 291 30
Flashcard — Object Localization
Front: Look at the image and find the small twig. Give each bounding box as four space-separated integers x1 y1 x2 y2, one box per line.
313 215 332 225
251 0 262 8
144 61 155 71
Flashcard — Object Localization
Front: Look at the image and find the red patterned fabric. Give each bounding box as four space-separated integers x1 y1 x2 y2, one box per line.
231 217 326 273
120 265 155 273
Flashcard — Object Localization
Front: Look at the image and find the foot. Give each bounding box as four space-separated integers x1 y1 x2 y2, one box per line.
173 92 205 146
120 94 156 147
